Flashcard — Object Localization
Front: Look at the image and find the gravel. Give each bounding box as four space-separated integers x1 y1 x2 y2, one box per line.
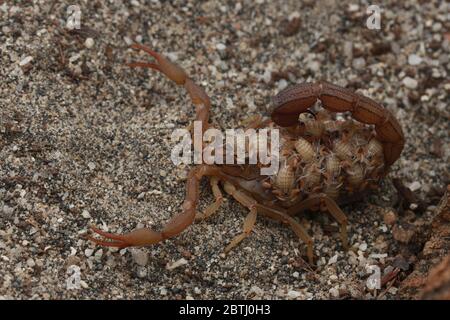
0 0 449 300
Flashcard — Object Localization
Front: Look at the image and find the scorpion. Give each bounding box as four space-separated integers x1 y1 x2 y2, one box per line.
86 44 405 264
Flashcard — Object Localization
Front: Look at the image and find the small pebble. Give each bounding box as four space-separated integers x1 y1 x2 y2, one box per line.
94 249 103 261
329 287 340 298
136 266 147 278
216 43 226 51
131 249 148 267
383 210 397 226
277 79 288 91
250 285 264 296
408 54 422 65
392 224 416 244
19 56 33 67
328 254 338 265
26 258 35 268
84 248 94 257
81 210 91 219
166 258 188 270
402 77 418 89
287 290 302 299
352 57 366 70
262 69 272 84
408 181 421 192
308 60 320 73
84 38 95 48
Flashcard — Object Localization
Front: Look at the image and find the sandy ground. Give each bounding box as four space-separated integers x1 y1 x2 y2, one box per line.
0 0 449 299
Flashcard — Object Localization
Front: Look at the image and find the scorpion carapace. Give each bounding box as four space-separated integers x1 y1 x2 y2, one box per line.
85 44 405 264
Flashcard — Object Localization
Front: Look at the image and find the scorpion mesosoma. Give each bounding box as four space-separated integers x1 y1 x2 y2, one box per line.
86 44 405 264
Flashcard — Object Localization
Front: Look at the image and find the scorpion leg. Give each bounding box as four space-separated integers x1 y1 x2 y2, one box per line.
222 180 314 263
257 205 314 264
320 196 349 250
223 182 258 253
287 195 348 250
195 177 223 221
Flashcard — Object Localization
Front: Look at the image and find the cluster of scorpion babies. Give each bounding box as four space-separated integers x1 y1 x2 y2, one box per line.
264 109 385 204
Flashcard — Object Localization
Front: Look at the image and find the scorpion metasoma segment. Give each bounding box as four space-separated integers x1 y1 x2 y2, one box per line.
85 44 405 264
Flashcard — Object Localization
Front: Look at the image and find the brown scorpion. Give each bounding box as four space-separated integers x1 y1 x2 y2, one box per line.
86 44 405 264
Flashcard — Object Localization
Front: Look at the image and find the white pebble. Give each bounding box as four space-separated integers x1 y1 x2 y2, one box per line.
262 69 272 84
136 266 147 278
216 43 226 51
26 258 35 267
84 248 94 257
408 181 421 191
69 53 81 63
287 290 302 299
2 205 14 215
250 285 264 296
19 56 33 66
88 162 96 170
402 77 418 89
84 37 94 48
369 253 388 259
329 287 340 298
81 210 91 219
288 11 301 21
131 249 149 267
348 4 359 12
123 36 133 45
359 243 368 251
166 258 188 270
308 60 320 73
94 249 103 260
277 79 288 91
352 57 366 70
408 54 422 66
328 254 338 265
